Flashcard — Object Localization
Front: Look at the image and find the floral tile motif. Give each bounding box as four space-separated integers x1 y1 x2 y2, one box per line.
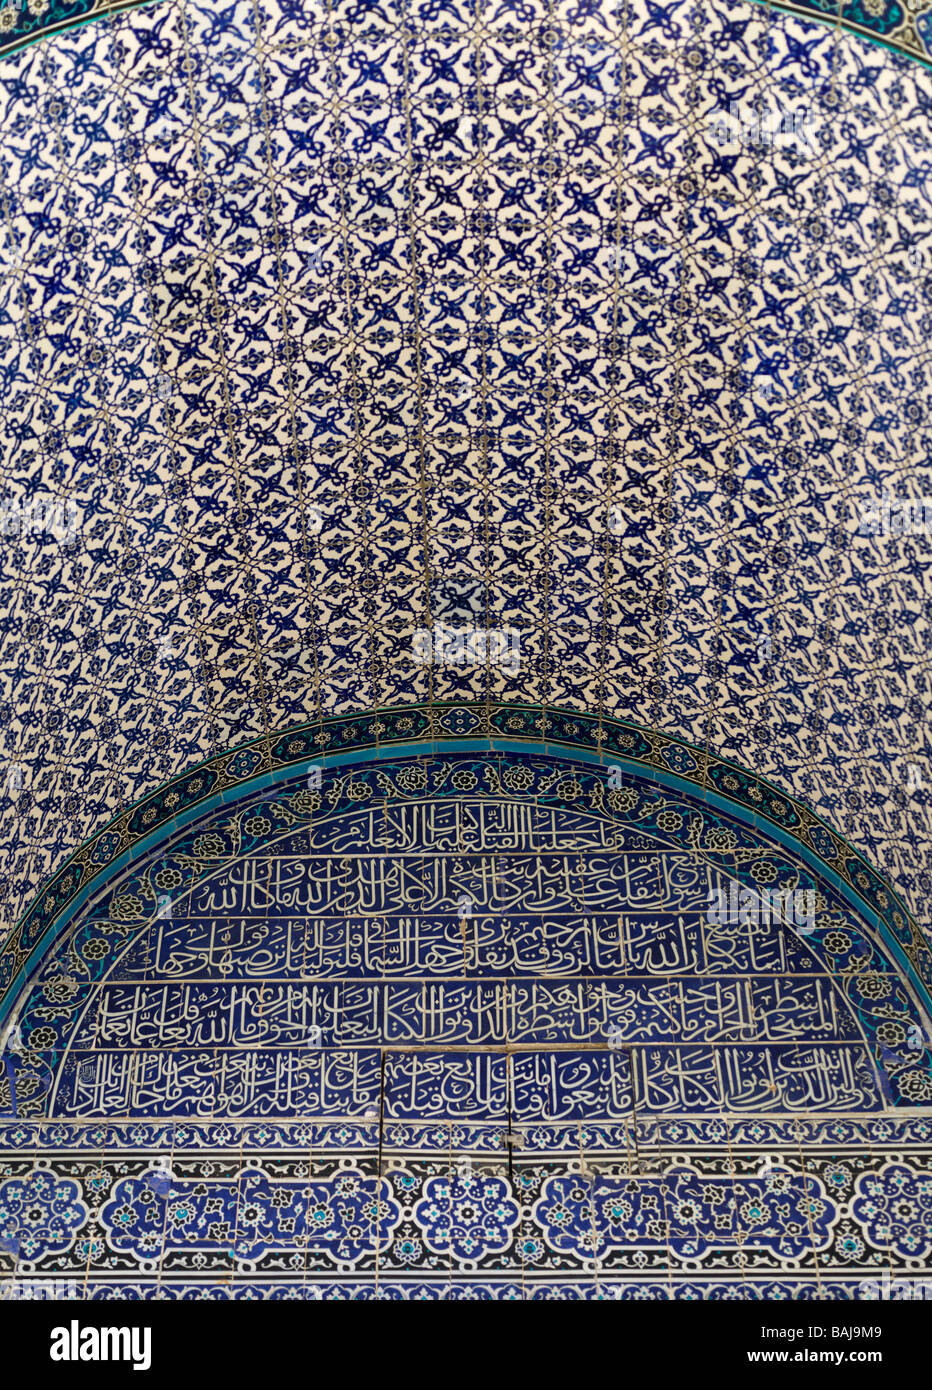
0 1145 929 1292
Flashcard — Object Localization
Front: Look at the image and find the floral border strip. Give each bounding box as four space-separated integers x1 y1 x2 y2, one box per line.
0 0 930 71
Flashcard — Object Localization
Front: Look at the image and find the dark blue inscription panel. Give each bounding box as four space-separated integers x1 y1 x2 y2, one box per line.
3 754 930 1299
13 788 898 1121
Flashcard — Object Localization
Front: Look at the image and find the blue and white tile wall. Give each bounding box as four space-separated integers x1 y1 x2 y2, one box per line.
0 746 930 1297
0 0 929 1298
0 0 928 940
